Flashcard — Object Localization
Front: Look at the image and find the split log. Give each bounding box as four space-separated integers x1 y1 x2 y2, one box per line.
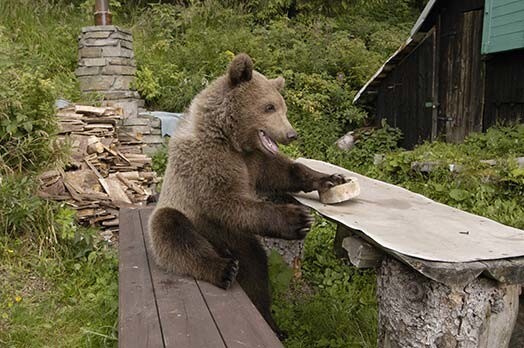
377 257 519 348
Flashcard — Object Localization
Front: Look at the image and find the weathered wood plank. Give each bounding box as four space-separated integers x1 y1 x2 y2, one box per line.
119 208 164 348
197 280 284 348
139 208 227 348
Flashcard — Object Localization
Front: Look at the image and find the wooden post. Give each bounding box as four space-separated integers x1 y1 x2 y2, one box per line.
377 257 519 348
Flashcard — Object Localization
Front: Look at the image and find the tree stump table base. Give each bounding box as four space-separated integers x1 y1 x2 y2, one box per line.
377 257 519 348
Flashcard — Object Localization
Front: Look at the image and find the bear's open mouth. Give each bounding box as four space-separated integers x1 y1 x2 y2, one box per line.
258 130 279 155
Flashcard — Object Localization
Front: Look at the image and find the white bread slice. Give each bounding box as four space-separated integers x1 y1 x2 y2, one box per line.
319 178 360 204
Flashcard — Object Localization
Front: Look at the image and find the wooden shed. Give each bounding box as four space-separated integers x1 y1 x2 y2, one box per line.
354 0 524 148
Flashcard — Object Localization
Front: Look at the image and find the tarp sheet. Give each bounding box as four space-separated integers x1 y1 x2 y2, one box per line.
293 158 524 262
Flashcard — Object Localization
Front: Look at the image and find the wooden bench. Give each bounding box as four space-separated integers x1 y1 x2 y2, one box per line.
118 207 283 348
293 158 524 348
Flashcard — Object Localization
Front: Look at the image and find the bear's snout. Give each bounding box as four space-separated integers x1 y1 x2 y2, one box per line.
286 131 298 142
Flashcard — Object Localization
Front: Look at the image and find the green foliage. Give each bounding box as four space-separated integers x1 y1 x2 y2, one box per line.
324 124 524 230
0 231 118 347
326 121 403 169
130 0 413 134
270 219 377 348
0 2 117 346
0 70 62 174
152 140 169 177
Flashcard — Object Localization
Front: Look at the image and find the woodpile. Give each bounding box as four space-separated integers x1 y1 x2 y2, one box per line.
38 105 160 238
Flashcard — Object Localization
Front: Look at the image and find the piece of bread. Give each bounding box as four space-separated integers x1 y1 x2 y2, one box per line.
319 177 360 204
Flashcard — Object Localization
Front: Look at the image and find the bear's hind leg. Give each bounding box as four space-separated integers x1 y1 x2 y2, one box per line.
233 236 286 339
149 207 238 289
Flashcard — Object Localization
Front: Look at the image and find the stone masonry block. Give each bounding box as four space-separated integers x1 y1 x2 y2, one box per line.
123 117 150 126
102 91 141 100
121 125 152 135
107 57 136 66
82 31 112 39
102 65 136 76
150 118 161 128
142 135 164 144
79 58 107 67
75 66 101 76
102 46 134 58
105 99 139 117
120 40 133 50
78 76 114 91
82 25 118 33
112 76 135 90
78 47 102 58
83 39 119 47
151 127 162 135
116 27 132 35
110 32 133 42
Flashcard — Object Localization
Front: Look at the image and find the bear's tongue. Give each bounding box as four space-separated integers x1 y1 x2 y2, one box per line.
259 131 279 154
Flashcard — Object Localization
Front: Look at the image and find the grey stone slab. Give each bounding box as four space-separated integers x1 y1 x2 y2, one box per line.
120 125 152 135
82 31 112 39
102 46 134 58
102 91 140 100
78 47 102 58
83 39 119 47
107 57 136 66
120 40 133 50
142 135 164 144
110 32 133 42
150 118 161 128
151 127 161 135
80 58 107 67
82 25 117 33
123 117 150 126
102 65 136 76
105 100 139 118
116 27 132 35
79 76 114 91
75 66 101 77
112 76 135 90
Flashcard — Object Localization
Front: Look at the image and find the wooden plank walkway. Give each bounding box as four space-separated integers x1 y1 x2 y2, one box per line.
119 207 283 348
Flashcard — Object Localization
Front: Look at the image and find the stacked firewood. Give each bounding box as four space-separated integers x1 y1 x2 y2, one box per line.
38 105 160 237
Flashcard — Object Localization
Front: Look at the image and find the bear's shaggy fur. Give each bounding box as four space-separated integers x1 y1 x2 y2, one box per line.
149 54 345 337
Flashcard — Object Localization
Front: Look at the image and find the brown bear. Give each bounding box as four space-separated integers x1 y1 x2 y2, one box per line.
149 53 345 338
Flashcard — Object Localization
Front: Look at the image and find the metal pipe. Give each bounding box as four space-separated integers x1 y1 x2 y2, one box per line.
94 0 112 26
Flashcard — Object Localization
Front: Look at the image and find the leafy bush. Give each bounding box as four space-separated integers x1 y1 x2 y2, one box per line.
0 3 118 346
271 219 377 348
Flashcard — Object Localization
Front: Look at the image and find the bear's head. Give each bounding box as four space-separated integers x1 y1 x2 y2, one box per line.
222 53 297 156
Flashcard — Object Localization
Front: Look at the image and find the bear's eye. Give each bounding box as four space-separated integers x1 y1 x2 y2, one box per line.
264 104 276 113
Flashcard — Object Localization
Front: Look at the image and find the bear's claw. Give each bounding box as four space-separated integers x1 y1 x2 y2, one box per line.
281 204 314 239
319 173 347 191
218 258 239 290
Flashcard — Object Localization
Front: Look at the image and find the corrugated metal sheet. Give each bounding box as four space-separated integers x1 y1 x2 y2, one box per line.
482 0 524 54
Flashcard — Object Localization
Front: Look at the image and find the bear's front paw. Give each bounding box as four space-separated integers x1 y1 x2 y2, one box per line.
281 204 314 240
215 258 239 290
317 173 347 192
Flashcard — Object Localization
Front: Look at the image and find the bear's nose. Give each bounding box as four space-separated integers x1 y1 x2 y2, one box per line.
286 131 298 141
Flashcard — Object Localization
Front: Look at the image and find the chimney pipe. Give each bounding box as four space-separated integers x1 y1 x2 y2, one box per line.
94 0 112 26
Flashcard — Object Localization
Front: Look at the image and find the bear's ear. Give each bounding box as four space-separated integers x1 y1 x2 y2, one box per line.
228 53 253 87
271 76 285 91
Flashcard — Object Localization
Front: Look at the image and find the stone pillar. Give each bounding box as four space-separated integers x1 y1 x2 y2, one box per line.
76 25 139 101
76 25 164 155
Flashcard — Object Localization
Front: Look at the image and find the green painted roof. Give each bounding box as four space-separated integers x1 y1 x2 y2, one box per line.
482 0 524 54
